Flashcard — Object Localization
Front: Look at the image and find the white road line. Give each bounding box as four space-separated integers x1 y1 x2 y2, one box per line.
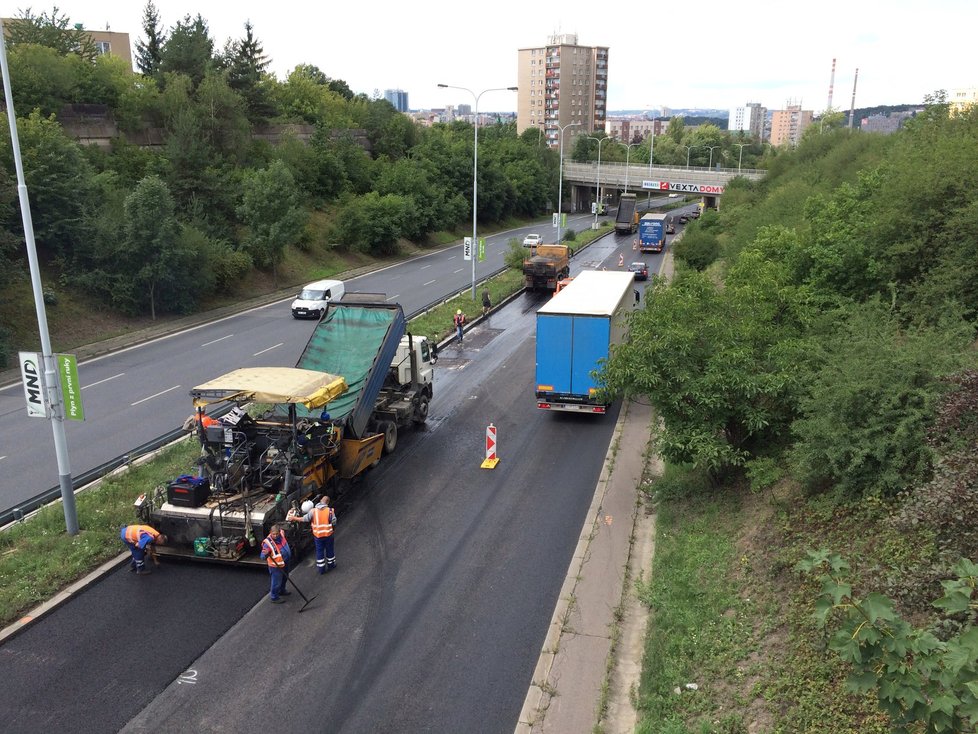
201 334 233 347
419 264 432 270
131 385 181 406
453 268 464 274
386 294 400 301
0 456 6 461
253 343 283 356
423 279 436 286
82 372 125 390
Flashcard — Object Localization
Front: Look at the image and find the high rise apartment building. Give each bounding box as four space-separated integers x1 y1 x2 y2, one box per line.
517 34 609 149
729 102 766 140
384 89 409 112
770 104 813 147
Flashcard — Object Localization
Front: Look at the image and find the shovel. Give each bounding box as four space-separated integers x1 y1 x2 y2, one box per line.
285 572 318 613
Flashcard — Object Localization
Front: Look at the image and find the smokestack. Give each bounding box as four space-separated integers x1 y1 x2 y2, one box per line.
827 57 836 111
848 68 859 128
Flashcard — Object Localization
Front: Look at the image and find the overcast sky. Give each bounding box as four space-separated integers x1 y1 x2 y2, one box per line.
30 0 977 113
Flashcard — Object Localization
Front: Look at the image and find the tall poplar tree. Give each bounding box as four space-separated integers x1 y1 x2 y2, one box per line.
135 1 166 76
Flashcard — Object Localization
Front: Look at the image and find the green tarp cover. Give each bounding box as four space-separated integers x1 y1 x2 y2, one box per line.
295 304 396 421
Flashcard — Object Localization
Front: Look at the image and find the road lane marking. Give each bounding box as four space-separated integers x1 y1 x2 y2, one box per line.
453 268 464 274
386 294 400 301
201 334 233 347
253 343 283 356
419 264 432 270
82 372 125 390
0 456 6 461
423 279 436 286
131 385 181 406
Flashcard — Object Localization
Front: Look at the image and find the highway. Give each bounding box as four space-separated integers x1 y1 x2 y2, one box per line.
0 214 688 732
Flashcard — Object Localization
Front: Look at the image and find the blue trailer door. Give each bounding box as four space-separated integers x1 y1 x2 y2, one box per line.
570 316 610 397
536 314 573 392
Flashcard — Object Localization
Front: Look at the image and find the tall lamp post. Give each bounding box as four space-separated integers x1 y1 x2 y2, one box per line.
615 140 641 193
438 83 517 300
556 121 581 243
733 143 749 173
684 144 701 169
704 145 720 169
585 135 613 228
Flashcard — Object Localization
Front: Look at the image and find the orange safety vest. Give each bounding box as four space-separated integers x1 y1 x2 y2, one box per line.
311 506 335 538
197 414 219 428
124 525 159 545
262 535 285 568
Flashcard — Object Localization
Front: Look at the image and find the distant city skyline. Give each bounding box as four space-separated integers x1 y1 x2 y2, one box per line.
24 0 977 113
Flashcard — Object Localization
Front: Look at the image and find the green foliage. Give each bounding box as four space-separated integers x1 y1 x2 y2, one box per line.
135 1 167 76
789 299 974 499
236 160 306 275
333 191 407 256
798 551 978 732
503 238 525 270
672 226 720 271
219 21 274 123
6 7 98 61
159 14 214 89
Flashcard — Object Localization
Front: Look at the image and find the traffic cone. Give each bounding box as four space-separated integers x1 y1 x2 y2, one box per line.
618 253 624 267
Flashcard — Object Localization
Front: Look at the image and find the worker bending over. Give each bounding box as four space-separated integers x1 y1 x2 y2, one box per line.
121 524 166 575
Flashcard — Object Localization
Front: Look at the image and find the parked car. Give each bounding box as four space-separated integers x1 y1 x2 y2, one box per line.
523 233 543 247
666 220 676 234
690 209 701 219
628 262 649 281
291 278 345 319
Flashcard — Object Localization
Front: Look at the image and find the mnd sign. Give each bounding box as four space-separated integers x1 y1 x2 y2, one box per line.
19 351 47 417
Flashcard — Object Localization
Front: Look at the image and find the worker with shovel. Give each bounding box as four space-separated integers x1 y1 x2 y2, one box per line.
121 525 166 575
260 524 292 604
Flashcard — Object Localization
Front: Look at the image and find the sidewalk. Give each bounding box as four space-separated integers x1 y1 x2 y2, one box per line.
515 250 674 733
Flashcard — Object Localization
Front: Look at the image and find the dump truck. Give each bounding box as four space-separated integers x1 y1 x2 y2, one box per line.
614 193 639 235
134 297 434 564
523 243 571 292
535 270 638 414
639 212 668 253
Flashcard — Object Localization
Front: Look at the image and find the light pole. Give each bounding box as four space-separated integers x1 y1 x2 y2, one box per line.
438 83 517 300
615 140 641 193
705 145 720 169
585 135 613 228
733 143 749 173
646 115 656 207
684 145 700 169
556 121 581 243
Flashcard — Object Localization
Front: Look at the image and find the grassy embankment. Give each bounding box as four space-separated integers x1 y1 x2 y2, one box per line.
0 222 614 629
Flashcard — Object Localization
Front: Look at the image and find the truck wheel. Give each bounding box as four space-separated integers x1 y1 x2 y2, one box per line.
413 395 430 425
381 421 398 454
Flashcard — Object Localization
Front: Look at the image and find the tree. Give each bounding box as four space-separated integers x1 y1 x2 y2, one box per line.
6 8 97 61
221 20 274 122
135 1 166 76
159 14 213 89
334 192 407 256
236 160 306 282
121 175 187 319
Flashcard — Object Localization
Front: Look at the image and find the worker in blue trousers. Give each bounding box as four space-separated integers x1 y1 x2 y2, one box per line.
260 524 292 604
289 496 337 574
121 524 166 575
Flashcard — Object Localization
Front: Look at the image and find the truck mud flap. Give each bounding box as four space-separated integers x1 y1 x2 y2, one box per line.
338 434 385 478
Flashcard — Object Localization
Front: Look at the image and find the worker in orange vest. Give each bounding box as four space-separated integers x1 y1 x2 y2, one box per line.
290 496 337 574
260 524 292 604
120 524 166 575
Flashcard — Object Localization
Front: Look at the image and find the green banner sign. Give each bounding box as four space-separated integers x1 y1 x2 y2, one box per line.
58 353 85 421
478 237 486 262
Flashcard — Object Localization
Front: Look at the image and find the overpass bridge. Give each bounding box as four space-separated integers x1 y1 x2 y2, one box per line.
561 161 765 212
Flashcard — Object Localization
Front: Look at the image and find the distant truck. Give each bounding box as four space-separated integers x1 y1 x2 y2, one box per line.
639 212 667 253
534 270 638 414
523 243 571 292
614 193 639 235
135 297 434 564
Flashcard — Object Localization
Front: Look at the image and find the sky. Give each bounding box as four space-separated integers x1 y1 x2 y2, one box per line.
28 0 978 114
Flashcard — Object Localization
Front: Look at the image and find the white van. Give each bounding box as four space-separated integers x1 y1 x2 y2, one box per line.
291 279 345 319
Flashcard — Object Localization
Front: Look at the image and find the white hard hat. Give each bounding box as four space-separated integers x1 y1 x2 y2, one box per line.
301 500 314 514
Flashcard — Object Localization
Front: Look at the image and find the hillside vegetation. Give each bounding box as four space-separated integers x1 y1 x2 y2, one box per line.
601 101 978 732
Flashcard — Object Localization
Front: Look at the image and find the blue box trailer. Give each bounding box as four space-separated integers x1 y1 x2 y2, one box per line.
639 212 667 253
535 270 638 414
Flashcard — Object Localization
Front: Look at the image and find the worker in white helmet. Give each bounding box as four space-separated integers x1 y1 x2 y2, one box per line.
289 496 337 574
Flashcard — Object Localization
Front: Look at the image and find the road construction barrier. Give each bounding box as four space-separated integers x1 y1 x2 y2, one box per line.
481 423 499 469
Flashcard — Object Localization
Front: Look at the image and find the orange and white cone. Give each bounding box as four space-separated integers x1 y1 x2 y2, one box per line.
618 253 624 267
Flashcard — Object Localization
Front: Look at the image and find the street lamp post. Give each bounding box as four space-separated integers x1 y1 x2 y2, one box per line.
556 121 581 243
733 143 749 173
615 140 641 193
684 145 700 169
438 83 517 300
705 145 720 169
585 135 612 228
